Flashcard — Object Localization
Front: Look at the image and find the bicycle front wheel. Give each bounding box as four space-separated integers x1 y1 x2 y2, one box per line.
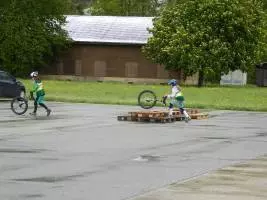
10 96 28 115
138 90 157 109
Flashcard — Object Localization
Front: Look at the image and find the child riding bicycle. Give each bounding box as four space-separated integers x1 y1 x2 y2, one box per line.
164 79 191 122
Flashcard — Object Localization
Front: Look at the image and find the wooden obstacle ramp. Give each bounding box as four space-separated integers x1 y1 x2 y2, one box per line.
128 108 200 118
117 109 208 123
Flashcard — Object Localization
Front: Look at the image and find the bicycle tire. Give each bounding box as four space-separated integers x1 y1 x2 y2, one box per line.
10 96 28 115
138 90 157 109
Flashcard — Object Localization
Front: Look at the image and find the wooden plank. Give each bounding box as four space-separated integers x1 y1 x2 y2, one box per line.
173 108 200 114
190 113 209 119
128 109 200 116
145 116 176 123
118 112 208 123
117 116 133 121
118 115 177 123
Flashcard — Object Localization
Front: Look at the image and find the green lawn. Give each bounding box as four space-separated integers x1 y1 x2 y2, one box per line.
21 79 267 112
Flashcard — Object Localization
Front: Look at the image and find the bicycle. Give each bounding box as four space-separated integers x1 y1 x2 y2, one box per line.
138 90 167 109
10 92 35 115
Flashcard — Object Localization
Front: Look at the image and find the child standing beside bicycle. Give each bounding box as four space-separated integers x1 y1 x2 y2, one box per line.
29 71 51 116
164 79 191 122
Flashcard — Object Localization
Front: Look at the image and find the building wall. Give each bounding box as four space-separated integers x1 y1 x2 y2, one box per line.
43 43 198 84
45 44 181 78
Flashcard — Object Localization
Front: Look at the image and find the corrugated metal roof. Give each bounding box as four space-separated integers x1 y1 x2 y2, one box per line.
64 15 154 45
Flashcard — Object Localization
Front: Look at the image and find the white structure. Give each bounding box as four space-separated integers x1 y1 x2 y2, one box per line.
220 70 247 86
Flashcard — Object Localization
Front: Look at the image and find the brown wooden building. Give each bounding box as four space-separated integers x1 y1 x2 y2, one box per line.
43 16 198 84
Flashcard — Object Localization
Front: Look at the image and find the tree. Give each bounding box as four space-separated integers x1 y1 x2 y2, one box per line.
67 0 92 15
264 1 267 10
88 0 162 16
87 0 189 17
0 0 71 76
142 0 267 86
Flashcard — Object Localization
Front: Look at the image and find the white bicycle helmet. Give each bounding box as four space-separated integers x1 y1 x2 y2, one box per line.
30 71 38 77
168 79 177 86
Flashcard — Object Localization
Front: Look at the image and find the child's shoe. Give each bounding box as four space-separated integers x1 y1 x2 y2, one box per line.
185 116 191 123
30 112 36 116
46 109 51 116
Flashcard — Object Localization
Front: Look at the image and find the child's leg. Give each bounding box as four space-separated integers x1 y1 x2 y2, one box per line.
38 96 51 116
182 108 190 118
32 96 39 113
38 96 47 109
178 101 190 119
39 103 51 116
39 103 48 110
168 102 174 116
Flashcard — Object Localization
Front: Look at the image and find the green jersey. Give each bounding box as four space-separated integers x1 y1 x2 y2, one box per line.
31 80 45 96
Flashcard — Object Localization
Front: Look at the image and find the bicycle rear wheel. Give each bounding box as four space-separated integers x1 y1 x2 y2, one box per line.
11 96 28 115
138 90 157 109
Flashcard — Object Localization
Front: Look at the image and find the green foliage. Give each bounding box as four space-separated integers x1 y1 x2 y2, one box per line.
264 0 267 10
0 0 71 76
67 0 92 15
143 0 267 84
89 0 162 16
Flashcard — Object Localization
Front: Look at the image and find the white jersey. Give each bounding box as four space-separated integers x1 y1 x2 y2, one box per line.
167 86 180 98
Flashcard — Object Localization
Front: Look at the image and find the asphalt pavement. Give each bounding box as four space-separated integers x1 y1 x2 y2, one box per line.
0 101 266 200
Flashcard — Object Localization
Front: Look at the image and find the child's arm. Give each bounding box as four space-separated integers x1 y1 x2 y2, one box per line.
29 82 37 99
31 83 38 93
